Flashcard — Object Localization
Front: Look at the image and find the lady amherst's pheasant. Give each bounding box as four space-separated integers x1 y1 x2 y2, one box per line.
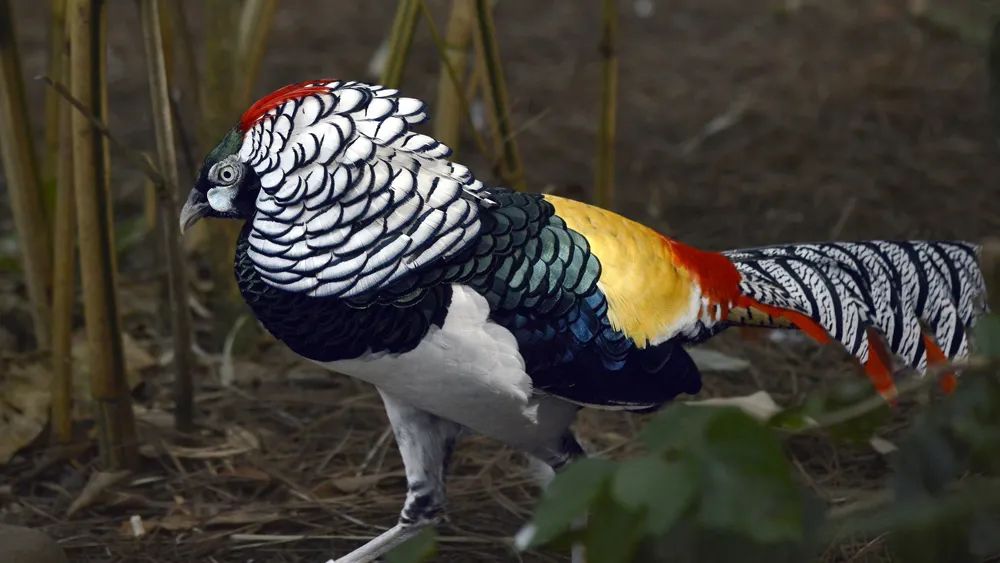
180 79 986 562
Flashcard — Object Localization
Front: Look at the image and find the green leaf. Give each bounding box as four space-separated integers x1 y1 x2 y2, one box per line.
612 456 672 510
703 409 790 475
827 404 891 445
641 404 721 452
822 379 891 444
519 458 614 549
888 510 976 563
385 528 437 563
774 381 889 443
826 377 878 406
768 405 816 432
975 314 1000 358
611 455 698 535
696 409 804 543
585 490 645 563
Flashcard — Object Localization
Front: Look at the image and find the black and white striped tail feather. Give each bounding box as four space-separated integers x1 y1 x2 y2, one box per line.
722 240 986 376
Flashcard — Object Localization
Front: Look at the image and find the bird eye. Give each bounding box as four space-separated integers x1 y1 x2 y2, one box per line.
214 162 241 186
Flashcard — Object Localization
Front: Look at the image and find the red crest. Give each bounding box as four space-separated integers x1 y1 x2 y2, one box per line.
238 79 334 132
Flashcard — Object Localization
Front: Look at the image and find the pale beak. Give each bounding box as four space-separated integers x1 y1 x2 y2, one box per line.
179 190 210 235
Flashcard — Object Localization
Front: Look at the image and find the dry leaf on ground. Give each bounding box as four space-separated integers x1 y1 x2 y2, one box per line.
117 505 283 537
0 334 157 466
687 347 752 373
685 390 784 422
67 470 132 517
71 333 153 420
158 426 261 460
0 360 51 464
329 471 405 494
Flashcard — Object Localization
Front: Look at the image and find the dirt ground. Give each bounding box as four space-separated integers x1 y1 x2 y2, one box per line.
2 0 999 561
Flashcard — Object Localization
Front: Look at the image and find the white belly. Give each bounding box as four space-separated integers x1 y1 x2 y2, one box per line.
321 285 577 450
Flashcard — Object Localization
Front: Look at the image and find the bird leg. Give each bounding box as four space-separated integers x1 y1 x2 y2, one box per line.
327 391 461 563
538 431 586 471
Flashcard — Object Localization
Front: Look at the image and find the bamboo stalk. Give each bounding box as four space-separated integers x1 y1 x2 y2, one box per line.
68 0 137 469
464 51 483 116
199 0 237 153
155 0 172 81
158 0 199 183
0 0 54 348
40 75 165 186
595 0 619 209
198 0 246 345
97 0 114 279
143 173 157 233
990 18 999 145
417 0 490 160
235 0 278 109
471 0 525 190
50 17 75 445
137 0 195 433
141 167 166 313
43 0 68 214
432 0 476 149
380 0 420 88
159 0 198 111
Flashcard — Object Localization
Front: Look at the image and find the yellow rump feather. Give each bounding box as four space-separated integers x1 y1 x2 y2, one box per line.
544 195 699 347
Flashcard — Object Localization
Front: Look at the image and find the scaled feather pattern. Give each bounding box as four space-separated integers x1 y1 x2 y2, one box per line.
238 80 487 299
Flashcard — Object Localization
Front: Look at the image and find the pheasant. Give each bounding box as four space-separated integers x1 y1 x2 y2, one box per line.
179 79 986 562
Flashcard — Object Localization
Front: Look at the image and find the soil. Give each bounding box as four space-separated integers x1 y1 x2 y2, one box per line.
1 0 998 562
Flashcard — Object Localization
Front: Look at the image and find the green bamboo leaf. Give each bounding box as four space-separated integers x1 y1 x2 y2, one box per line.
774 381 889 444
697 409 804 543
585 491 644 563
612 456 673 510
612 455 699 535
640 404 720 452
518 458 614 549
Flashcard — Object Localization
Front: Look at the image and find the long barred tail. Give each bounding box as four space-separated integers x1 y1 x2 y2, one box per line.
721 241 986 399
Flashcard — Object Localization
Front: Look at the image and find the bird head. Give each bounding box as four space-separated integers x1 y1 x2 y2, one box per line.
178 79 331 234
179 128 260 234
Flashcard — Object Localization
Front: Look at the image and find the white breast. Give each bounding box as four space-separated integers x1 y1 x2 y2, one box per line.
320 285 577 450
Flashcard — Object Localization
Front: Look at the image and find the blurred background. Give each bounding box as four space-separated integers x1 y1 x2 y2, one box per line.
1 1 999 562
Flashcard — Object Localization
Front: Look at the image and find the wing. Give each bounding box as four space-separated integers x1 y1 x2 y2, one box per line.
237 80 490 299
